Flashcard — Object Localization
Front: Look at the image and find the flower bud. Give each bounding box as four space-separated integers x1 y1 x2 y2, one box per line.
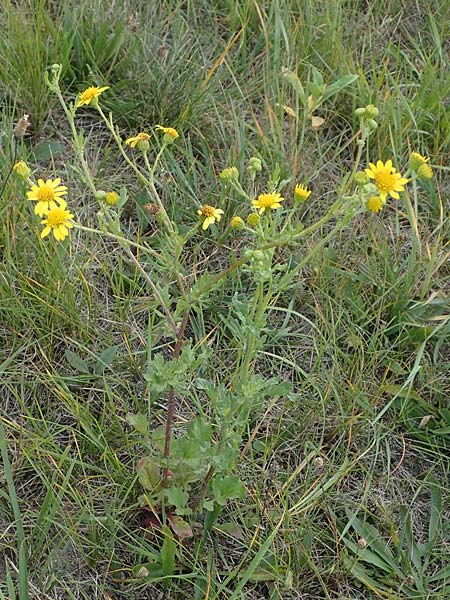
247 156 262 175
417 164 433 180
355 107 366 117
230 216 244 228
12 161 31 178
365 104 379 118
137 139 150 152
409 151 429 171
105 191 120 206
253 250 264 261
366 195 384 213
94 190 107 200
367 119 378 130
354 171 369 186
247 213 260 227
220 166 239 183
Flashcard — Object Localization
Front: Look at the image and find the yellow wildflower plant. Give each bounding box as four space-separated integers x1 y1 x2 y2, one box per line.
294 184 311 202
40 199 74 241
125 132 151 148
105 191 120 205
365 160 408 201
252 192 284 214
13 161 31 178
197 204 224 230
230 216 244 228
366 196 384 213
77 86 109 108
155 125 179 143
27 178 68 217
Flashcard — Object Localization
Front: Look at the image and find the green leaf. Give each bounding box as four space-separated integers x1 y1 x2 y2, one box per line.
281 68 307 106
32 140 65 161
126 412 148 435
64 349 90 374
322 74 358 100
212 476 246 506
160 527 176 577
94 346 117 375
137 457 160 491
164 487 189 510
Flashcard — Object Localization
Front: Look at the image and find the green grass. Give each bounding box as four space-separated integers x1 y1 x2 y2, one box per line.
1 0 449 598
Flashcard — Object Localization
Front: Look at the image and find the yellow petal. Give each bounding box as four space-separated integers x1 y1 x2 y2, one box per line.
385 159 392 170
53 227 63 241
390 191 400 199
41 226 51 238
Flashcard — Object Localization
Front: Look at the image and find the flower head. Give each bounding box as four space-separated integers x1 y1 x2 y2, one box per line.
219 166 239 183
365 160 408 201
13 161 31 178
105 191 120 205
155 125 179 143
417 164 433 180
354 171 369 186
294 184 311 202
247 157 262 175
247 213 260 227
366 196 384 213
197 204 224 230
125 132 150 149
409 151 429 171
77 86 109 108
40 200 74 241
252 192 284 214
230 216 244 229
27 178 68 217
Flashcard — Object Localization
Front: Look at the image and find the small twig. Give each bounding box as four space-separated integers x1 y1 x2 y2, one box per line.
124 248 178 337
162 310 190 486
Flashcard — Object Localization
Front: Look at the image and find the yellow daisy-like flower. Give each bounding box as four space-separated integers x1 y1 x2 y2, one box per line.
230 216 244 228
366 196 384 213
409 151 429 171
26 178 68 217
365 160 408 201
77 86 109 108
13 160 31 178
40 199 74 241
197 204 224 230
155 125 179 142
252 192 284 214
125 132 150 148
294 184 311 202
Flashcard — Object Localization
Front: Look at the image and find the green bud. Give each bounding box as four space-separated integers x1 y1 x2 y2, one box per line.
219 166 239 183
355 107 366 117
354 172 369 186
94 190 107 200
367 119 378 130
247 213 260 227
417 164 433 180
137 139 150 152
253 250 264 261
365 104 379 118
247 156 262 175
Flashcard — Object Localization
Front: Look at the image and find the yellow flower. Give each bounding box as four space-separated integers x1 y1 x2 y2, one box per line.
27 178 68 217
40 199 74 241
364 160 408 201
230 216 244 228
294 184 311 202
105 191 120 205
197 204 224 230
409 151 429 171
155 125 179 143
77 86 109 108
125 132 150 148
366 196 384 213
417 164 433 180
252 192 284 214
13 160 31 178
